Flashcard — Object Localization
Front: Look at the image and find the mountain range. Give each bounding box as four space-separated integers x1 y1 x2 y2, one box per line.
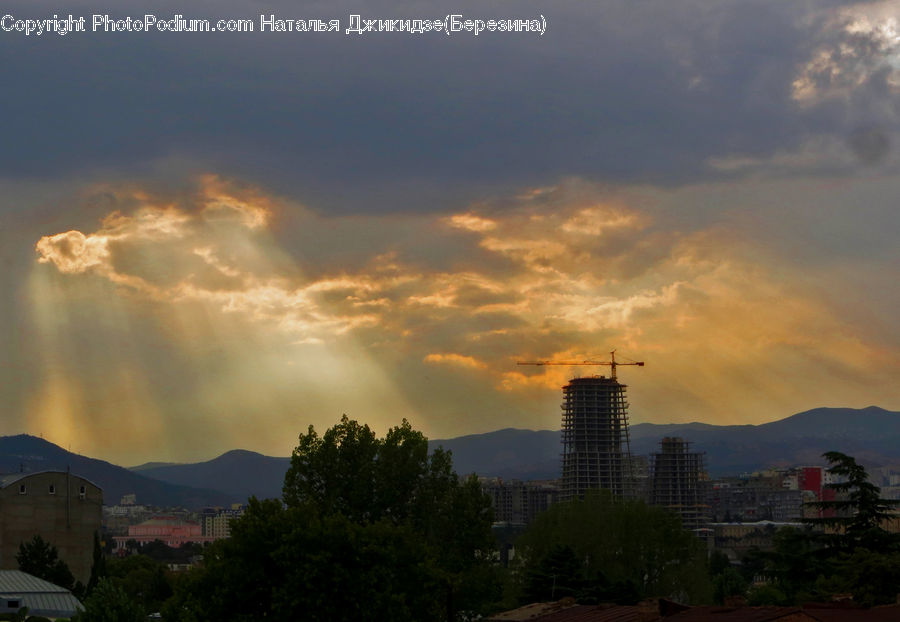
0 435 234 507
1 406 898 508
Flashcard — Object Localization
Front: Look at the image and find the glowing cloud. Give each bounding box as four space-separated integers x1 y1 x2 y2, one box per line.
26 176 900 460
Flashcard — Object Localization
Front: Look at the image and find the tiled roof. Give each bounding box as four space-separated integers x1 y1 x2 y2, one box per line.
486 603 650 621
806 604 900 621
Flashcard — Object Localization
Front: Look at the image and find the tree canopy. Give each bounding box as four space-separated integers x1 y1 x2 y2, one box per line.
16 535 75 592
512 491 712 605
749 451 900 606
805 451 900 552
166 415 500 621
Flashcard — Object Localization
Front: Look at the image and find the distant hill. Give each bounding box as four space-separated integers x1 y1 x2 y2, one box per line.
133 450 290 502
6 407 898 507
0 435 233 508
429 429 561 480
129 461 178 472
432 406 900 479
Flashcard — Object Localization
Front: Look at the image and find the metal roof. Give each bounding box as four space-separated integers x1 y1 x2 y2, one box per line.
0 570 83 618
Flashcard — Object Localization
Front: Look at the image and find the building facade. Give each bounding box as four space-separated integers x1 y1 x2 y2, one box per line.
560 376 633 501
0 471 102 584
481 479 559 525
649 437 709 534
113 516 215 552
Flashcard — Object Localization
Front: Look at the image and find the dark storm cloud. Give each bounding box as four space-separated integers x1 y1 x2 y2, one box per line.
0 0 894 211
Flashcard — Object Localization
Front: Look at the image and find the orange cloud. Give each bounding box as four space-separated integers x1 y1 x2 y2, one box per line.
30 176 900 451
424 353 488 370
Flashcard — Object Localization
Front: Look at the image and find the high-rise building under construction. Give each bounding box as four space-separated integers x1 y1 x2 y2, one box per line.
560 375 634 501
518 352 643 502
649 437 708 534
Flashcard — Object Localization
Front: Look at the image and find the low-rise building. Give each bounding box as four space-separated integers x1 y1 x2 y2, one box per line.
482 479 559 525
113 516 215 552
0 471 102 584
0 570 83 619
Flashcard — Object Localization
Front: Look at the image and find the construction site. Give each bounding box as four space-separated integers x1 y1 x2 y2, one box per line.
649 437 709 535
519 352 643 502
519 352 708 530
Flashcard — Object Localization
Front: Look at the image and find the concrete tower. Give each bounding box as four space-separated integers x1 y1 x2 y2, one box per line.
560 376 633 501
649 437 708 534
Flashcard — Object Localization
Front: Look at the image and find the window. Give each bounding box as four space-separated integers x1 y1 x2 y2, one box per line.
18 485 25 495
79 485 86 499
6 600 19 609
49 484 55 495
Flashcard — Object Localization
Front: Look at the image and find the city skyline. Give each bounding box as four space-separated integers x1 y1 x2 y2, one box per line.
2 0 899 464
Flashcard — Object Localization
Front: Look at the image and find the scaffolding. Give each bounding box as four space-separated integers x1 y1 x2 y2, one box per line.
649 437 708 534
560 376 633 501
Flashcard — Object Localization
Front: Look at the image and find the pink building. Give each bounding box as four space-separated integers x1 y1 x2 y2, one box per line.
113 515 215 552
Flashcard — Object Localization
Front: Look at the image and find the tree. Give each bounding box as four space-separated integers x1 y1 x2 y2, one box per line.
85 532 106 597
166 416 499 621
513 491 711 605
105 555 172 614
751 526 823 603
16 535 75 591
752 452 900 606
75 578 144 622
805 451 900 552
521 545 583 602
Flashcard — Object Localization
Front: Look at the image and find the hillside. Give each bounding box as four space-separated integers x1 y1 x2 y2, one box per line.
433 406 900 479
134 450 290 502
6 406 899 505
0 435 234 508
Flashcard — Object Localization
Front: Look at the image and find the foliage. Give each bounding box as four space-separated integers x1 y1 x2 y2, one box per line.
133 539 201 564
85 532 106 597
74 578 143 622
166 416 500 621
512 491 711 605
712 567 746 605
749 452 900 606
707 550 731 577
749 526 823 602
812 549 900 608
105 555 172 614
805 451 900 552
746 584 788 606
15 535 75 591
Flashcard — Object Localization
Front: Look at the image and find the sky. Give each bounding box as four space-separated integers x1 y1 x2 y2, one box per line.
1 0 899 464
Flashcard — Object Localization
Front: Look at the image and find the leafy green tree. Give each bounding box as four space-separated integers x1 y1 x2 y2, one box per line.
513 491 711 605
751 526 823 603
15 535 75 591
746 584 788 606
282 415 497 618
163 499 444 621
105 555 172 614
805 451 900 552
75 578 143 622
712 567 747 605
0 606 28 622
750 452 900 606
85 533 106 597
521 545 582 602
708 550 731 577
166 416 499 621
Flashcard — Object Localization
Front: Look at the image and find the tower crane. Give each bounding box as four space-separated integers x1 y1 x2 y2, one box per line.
517 350 644 380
